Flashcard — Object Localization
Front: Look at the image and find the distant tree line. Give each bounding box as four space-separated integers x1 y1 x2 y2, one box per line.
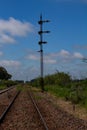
0 66 12 80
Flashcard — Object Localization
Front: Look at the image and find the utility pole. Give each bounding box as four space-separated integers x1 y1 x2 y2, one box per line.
38 14 50 92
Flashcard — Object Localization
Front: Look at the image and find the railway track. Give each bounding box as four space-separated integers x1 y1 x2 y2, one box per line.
0 86 87 130
0 86 48 130
0 87 20 123
0 86 16 94
28 87 48 130
0 91 20 123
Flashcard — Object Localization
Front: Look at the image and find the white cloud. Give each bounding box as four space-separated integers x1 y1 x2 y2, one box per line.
26 49 84 65
44 59 56 64
26 54 39 60
0 60 21 67
74 44 87 50
0 51 3 56
58 50 84 60
0 34 15 43
1 50 84 81
44 55 57 64
26 53 57 64
0 17 34 44
73 52 84 59
59 49 70 57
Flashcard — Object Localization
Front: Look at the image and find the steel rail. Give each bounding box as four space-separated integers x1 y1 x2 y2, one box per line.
0 86 16 95
28 89 49 130
0 91 20 123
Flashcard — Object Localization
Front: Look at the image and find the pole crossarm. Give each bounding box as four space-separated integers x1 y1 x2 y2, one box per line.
38 31 50 34
38 41 47 45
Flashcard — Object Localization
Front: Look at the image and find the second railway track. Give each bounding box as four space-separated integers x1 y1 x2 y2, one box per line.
0 90 20 123
0 86 20 123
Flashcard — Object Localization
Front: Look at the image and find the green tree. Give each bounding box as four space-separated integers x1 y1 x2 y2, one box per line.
55 72 71 87
0 66 12 80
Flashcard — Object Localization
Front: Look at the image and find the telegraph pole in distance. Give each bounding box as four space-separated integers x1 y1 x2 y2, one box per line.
38 14 50 92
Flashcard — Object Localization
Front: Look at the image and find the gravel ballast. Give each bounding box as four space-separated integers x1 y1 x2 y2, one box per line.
0 87 87 130
0 89 45 130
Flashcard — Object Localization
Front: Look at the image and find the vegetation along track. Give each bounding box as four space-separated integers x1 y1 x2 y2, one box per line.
31 87 87 130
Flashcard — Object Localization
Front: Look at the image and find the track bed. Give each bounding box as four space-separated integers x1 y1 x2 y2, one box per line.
0 87 87 130
0 89 45 130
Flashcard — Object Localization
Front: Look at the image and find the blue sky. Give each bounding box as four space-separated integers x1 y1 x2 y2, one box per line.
0 0 87 80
